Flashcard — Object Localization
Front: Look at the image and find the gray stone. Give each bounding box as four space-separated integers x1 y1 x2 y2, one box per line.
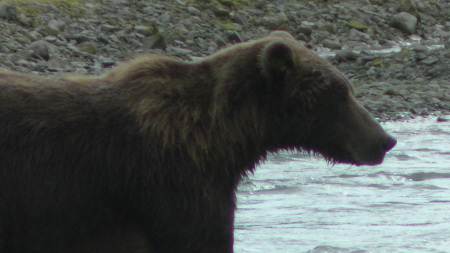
297 25 313 36
322 39 342 50
445 40 450 50
101 59 116 68
196 37 209 50
335 50 359 62
48 19 66 33
42 25 61 36
110 0 130 7
187 6 201 16
26 40 50 61
319 24 336 34
70 33 95 44
168 46 192 56
230 11 248 26
0 3 19 21
412 44 428 52
349 28 371 41
135 25 154 37
142 34 166 50
421 56 438 65
6 53 21 63
211 7 229 17
226 31 242 43
437 116 450 122
297 33 309 42
213 35 226 47
77 42 98 54
174 0 186 6
44 36 58 43
101 25 121 33
391 12 418 35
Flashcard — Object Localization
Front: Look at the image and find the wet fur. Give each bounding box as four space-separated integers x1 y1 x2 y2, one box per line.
0 31 394 252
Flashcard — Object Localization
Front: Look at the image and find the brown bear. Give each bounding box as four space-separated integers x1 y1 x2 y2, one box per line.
0 31 396 252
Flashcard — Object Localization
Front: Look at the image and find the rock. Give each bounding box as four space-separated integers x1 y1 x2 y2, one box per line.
101 25 121 33
322 39 342 50
396 0 421 19
135 25 155 37
348 28 371 41
366 66 376 75
48 19 66 33
42 25 61 36
0 0 448 120
69 33 96 44
168 46 192 56
259 12 289 30
41 57 70 72
26 40 50 61
44 36 58 43
391 12 418 35
384 89 402 96
142 33 166 50
187 6 201 16
174 0 186 6
214 34 227 47
335 50 359 62
319 24 336 34
412 44 428 52
259 17 279 30
209 6 229 17
101 59 116 68
437 116 450 122
6 53 22 63
297 33 309 42
110 0 130 7
230 11 249 26
420 56 438 65
77 42 98 54
297 25 313 36
226 31 242 43
219 0 236 8
196 37 209 50
0 3 19 21
445 40 450 50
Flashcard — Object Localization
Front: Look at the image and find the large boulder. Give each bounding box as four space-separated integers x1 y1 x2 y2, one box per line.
391 12 418 35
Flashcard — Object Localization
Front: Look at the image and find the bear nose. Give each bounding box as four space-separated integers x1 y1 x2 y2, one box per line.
382 134 397 152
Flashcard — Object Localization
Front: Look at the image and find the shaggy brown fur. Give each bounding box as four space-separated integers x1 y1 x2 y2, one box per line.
0 31 396 252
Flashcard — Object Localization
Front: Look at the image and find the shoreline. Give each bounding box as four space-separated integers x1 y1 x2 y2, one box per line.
0 0 449 121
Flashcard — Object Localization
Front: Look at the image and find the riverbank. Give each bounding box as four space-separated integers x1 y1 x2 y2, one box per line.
0 0 449 120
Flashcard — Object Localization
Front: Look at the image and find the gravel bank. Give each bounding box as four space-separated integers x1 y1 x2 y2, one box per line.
0 0 449 121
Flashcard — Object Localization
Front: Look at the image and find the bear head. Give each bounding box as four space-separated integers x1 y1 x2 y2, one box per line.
259 31 396 165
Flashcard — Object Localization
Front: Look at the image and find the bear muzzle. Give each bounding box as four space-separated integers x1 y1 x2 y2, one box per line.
382 134 397 153
352 133 397 166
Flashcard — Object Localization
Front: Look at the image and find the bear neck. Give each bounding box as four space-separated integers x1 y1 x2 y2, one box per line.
117 54 271 185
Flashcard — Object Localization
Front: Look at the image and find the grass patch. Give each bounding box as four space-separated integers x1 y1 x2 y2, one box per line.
347 20 369 31
3 0 81 6
4 0 84 18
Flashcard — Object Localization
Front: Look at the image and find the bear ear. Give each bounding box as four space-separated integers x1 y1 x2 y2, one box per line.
268 31 295 40
261 41 295 81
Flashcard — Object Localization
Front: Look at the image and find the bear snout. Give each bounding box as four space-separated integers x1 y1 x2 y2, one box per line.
353 133 397 166
382 134 397 152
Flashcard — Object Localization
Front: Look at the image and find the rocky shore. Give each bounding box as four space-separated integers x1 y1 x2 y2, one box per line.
0 0 449 121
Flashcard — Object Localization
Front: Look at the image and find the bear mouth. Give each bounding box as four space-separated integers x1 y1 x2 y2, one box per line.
344 144 390 166
312 144 388 166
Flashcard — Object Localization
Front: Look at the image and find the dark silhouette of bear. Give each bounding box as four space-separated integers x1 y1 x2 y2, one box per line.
0 31 396 252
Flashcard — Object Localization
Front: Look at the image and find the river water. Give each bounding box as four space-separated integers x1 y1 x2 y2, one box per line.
234 117 450 253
